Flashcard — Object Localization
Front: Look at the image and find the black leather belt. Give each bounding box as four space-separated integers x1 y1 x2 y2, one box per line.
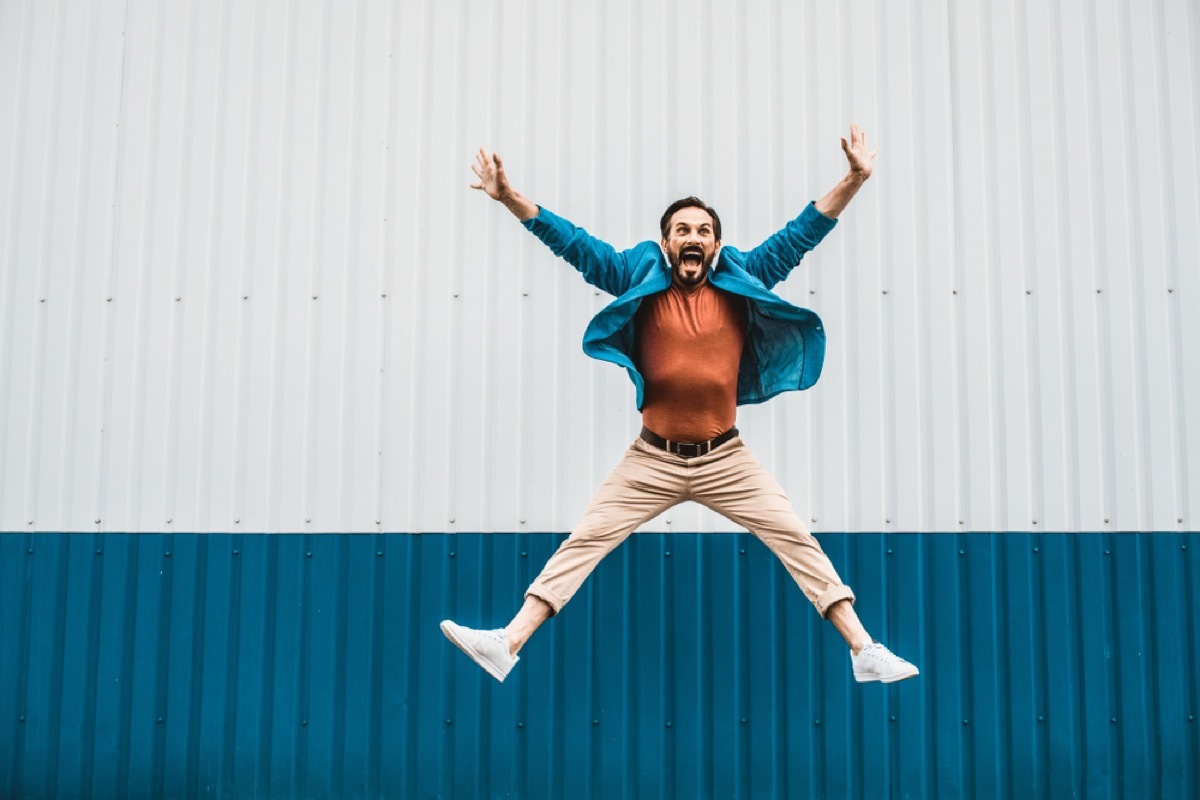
640 426 738 458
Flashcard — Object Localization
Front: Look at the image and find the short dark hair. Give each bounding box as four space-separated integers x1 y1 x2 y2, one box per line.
659 197 722 241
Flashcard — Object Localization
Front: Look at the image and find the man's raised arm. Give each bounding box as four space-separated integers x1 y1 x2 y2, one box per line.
814 123 877 219
471 147 539 221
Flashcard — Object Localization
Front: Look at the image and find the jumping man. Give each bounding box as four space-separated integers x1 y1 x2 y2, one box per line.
442 124 918 685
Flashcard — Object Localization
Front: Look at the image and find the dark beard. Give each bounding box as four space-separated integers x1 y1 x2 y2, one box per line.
669 248 713 286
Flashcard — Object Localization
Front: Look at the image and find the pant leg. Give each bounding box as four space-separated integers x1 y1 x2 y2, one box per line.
688 438 855 618
525 438 687 614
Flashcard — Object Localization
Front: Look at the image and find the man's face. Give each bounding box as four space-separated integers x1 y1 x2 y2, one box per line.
661 207 720 288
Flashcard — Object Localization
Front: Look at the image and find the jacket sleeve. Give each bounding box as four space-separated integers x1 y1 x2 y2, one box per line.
742 202 838 290
521 207 636 297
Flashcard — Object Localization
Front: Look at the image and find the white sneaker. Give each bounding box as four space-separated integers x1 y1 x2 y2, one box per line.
851 642 919 683
440 620 519 683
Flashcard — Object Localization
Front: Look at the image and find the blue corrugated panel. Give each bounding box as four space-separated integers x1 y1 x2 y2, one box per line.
0 532 1197 799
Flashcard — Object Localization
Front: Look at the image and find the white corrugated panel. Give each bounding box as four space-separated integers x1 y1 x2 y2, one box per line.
1 0 1197 533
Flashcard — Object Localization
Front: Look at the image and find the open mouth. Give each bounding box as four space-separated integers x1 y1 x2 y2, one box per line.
680 246 704 267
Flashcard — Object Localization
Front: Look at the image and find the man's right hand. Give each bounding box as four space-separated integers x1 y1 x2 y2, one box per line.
470 148 539 220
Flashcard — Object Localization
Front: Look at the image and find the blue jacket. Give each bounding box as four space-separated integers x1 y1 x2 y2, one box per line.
522 202 838 409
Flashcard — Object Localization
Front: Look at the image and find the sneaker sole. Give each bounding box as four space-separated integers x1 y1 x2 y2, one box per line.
439 621 516 683
854 665 920 684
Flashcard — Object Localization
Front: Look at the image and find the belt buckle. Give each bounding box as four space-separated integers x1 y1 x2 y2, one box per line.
674 441 705 458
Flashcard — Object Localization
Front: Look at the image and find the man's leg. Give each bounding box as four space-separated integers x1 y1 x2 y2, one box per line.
690 439 918 682
442 439 685 680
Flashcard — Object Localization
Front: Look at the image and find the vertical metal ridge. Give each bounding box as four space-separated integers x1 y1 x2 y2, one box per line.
121 0 167 533
162 0 201 537
0 0 36 523
1081 0 1117 532
907 0 936 532
159 0 201 535
228 0 263 534
978 0 1008 532
23 0 69 535
946 0 971 532
334 0 366 531
873 0 898 536
298 0 332 532
1014 0 1046 533
192 0 233 533
262 0 298 531
403 0 433 533
370 0 394 535
1115 0 1155 531
1048 0 1082 532
56 0 103 532
1160 0 1194 531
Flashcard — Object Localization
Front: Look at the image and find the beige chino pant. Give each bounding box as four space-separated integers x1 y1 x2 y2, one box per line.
525 436 856 617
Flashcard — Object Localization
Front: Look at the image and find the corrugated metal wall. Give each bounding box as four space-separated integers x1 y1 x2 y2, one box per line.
2 531 1198 799
2 0 1197 534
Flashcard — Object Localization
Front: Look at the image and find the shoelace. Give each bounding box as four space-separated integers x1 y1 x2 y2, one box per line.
860 644 901 663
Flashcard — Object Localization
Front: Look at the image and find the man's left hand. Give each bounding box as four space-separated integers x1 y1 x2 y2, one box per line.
841 123 877 180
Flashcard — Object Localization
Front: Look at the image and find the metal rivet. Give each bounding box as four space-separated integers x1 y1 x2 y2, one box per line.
1168 288 1174 293
962 719 969 726
376 551 383 557
739 548 746 554
517 722 524 728
519 518 526 524
1038 715 1044 721
882 289 888 295
243 295 249 300
952 289 958 295
166 518 172 524
520 551 527 557
95 518 101 524
1189 715 1194 721
1105 550 1110 555
1033 547 1039 553
26 548 33 554
305 518 311 523
885 518 891 524
665 551 671 557
811 517 817 523
740 718 747 724
234 518 240 524
809 289 816 294
814 719 821 726
27 520 33 525
175 296 181 301
592 720 599 725
449 517 455 523
376 520 381 525
1032 519 1037 525
958 519 965 525
1178 518 1184 524
381 293 387 298
106 297 112 302
665 722 672 727
445 719 452 725
959 549 965 555
1104 518 1110 523
301 720 308 727
887 548 893 554
18 716 25 722
1025 290 1031 295
157 718 164 724
312 295 318 300
449 552 456 558
1096 289 1102 294
890 715 896 722
232 549 239 555
164 552 171 558
96 549 103 555
1110 718 1117 723
306 552 312 558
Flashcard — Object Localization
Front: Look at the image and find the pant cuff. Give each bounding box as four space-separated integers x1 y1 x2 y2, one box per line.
814 585 856 619
525 582 566 616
